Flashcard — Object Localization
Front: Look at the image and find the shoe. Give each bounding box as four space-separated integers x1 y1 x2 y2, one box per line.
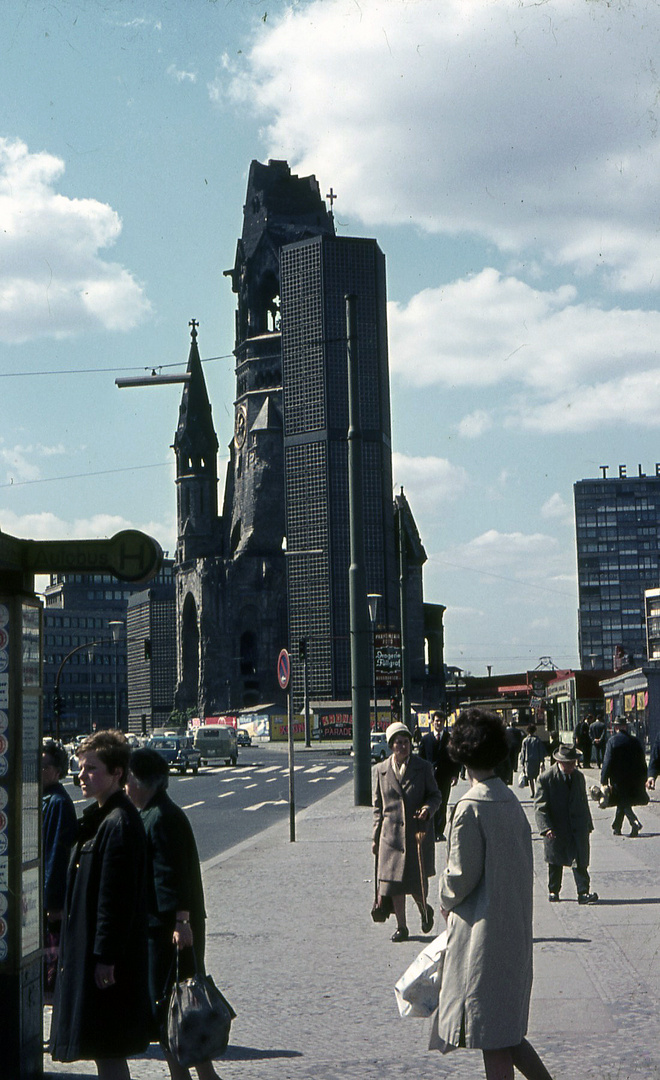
391 926 409 942
630 823 642 837
578 892 599 904
421 905 434 934
548 893 560 902
612 828 621 835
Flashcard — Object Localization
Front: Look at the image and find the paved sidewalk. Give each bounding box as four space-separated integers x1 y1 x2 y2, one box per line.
44 770 660 1080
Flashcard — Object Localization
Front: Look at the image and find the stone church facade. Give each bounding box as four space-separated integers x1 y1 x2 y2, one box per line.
173 159 444 718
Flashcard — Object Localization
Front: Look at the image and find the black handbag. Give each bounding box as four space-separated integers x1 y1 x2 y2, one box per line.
164 948 236 1067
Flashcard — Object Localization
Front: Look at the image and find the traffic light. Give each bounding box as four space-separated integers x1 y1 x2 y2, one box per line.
298 638 308 661
390 687 401 720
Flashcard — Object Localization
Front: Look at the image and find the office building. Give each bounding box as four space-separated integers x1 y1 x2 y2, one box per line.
574 471 660 669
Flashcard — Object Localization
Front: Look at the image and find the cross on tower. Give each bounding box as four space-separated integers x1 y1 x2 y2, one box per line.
326 187 337 210
189 318 199 341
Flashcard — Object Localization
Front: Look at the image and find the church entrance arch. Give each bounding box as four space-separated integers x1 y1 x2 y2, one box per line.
180 593 200 713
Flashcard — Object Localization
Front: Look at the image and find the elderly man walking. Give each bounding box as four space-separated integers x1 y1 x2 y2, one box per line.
601 717 648 836
535 744 598 904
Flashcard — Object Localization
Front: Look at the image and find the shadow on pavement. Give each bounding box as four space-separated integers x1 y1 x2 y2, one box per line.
534 936 591 944
590 896 660 905
222 1046 303 1060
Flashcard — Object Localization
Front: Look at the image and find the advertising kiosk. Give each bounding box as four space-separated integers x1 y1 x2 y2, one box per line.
0 528 161 1079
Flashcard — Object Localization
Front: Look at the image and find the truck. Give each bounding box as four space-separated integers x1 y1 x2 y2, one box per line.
193 724 238 766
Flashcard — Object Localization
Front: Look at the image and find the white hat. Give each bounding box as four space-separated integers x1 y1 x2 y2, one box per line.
385 722 412 746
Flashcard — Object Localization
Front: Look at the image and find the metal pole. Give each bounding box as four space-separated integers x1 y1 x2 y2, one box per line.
346 293 372 806
398 499 412 730
287 689 295 841
303 645 311 748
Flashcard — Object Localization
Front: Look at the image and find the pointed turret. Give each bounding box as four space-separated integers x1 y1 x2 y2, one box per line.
174 321 220 561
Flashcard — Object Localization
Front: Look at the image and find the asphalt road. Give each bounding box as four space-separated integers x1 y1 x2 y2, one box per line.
63 746 354 862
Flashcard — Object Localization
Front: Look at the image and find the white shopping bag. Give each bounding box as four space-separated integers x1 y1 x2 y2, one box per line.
394 930 447 1018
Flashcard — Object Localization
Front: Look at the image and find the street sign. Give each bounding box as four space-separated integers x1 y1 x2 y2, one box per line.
18 530 163 583
277 649 291 690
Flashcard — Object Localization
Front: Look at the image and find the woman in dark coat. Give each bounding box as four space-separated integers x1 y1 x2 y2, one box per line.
372 721 441 942
50 730 151 1080
126 748 220 1080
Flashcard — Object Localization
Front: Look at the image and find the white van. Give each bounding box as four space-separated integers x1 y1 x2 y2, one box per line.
193 725 238 766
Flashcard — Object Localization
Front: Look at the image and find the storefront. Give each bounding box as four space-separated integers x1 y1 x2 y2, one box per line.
599 667 660 748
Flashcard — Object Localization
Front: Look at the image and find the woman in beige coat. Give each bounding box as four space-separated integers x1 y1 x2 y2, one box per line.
372 722 441 942
433 708 553 1080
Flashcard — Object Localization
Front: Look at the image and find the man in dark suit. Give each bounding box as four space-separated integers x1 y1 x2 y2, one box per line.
418 711 460 841
646 735 660 791
601 717 648 836
535 744 598 904
589 715 607 767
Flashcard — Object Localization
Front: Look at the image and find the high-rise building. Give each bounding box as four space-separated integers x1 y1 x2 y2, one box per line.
574 472 660 669
126 576 176 733
281 235 398 701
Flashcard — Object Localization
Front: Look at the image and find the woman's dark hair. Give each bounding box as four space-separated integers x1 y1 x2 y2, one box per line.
77 730 130 785
42 740 69 778
129 747 170 791
526 724 536 735
448 708 509 770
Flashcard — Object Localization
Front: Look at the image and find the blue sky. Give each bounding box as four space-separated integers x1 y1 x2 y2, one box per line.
2 0 660 676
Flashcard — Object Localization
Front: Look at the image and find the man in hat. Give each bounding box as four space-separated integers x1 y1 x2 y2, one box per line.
419 710 460 841
535 744 598 904
601 717 647 836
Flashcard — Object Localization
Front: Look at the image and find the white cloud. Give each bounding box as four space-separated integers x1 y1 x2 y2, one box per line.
541 493 572 525
0 138 151 343
457 410 492 439
167 64 197 83
227 0 660 289
392 451 469 524
431 528 575 595
387 269 660 432
0 442 66 484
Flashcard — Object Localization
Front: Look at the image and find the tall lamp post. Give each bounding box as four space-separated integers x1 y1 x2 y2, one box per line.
87 645 95 733
54 640 100 741
108 620 123 729
367 594 381 731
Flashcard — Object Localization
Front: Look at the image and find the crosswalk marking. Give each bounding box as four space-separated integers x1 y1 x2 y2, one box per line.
266 777 278 783
217 791 235 799
329 765 349 773
244 783 258 789
182 801 204 809
259 766 282 774
306 765 325 773
309 777 335 784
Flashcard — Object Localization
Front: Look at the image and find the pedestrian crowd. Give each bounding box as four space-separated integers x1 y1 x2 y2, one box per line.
42 730 219 1080
371 706 656 1080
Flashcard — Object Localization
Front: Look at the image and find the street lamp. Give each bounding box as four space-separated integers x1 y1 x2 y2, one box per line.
87 646 95 733
108 620 124 729
54 640 100 741
367 594 381 731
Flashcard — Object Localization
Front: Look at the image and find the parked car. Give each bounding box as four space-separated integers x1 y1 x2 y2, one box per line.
69 751 81 786
370 731 391 762
146 735 201 774
193 724 238 766
236 728 252 747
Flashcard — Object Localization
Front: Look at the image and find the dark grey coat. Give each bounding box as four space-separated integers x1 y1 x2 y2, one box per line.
534 764 593 867
372 754 441 886
50 791 151 1062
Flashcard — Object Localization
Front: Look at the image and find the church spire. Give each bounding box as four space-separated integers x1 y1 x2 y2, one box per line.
174 322 219 560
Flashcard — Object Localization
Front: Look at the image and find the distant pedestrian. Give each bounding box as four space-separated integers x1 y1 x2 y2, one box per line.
573 718 592 768
42 741 78 1003
432 708 554 1079
646 735 660 791
601 718 648 836
372 722 441 942
589 716 607 768
495 720 524 785
535 745 598 904
519 725 545 797
418 710 460 840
